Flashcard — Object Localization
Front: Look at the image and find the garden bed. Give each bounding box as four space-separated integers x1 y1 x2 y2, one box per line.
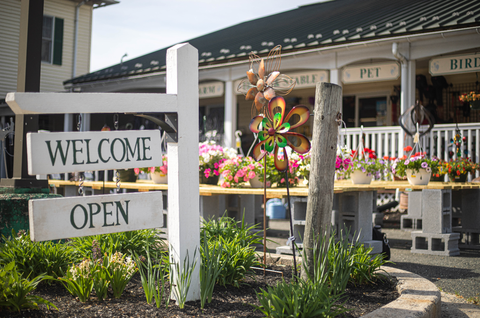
0 264 398 318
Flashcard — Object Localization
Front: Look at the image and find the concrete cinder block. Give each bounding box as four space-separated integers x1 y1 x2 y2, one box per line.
363 240 383 254
400 215 422 231
453 226 480 249
410 231 460 256
422 189 452 234
407 191 422 218
458 189 480 230
286 196 308 222
358 192 374 242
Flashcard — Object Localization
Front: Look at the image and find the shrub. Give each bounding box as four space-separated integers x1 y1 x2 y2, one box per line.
0 230 76 279
201 214 262 287
69 229 166 262
255 277 347 317
0 261 57 312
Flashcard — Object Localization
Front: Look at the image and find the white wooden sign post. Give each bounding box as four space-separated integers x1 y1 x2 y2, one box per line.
6 43 200 302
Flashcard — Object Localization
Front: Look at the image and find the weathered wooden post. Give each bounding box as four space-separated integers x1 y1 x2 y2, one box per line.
301 82 342 281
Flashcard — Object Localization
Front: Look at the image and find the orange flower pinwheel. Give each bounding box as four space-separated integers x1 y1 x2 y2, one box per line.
249 96 311 171
237 45 295 116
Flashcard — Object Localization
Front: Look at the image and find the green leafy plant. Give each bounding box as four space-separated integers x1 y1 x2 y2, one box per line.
0 229 76 279
0 261 57 312
201 214 262 248
69 229 166 261
349 244 389 285
58 258 95 302
170 249 197 309
255 278 347 318
105 251 138 298
200 233 225 308
92 259 110 301
201 214 262 287
135 247 170 308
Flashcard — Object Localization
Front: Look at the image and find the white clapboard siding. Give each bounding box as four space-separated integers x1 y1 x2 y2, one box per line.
27 130 163 174
29 192 163 241
0 0 21 100
42 0 93 93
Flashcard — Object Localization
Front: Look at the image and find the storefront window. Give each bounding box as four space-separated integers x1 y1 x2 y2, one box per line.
359 96 387 127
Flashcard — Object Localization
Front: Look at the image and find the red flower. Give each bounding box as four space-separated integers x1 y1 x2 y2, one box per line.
404 146 413 152
369 153 377 159
457 170 461 176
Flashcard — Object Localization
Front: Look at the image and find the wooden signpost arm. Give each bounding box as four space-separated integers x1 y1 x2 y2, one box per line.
301 82 342 282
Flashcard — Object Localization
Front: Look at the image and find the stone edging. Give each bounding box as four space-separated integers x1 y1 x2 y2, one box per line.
261 254 441 318
362 266 441 318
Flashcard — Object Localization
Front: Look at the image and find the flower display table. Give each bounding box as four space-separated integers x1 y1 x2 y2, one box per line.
48 179 480 254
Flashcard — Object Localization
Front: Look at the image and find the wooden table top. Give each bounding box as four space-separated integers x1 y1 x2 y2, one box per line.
49 179 480 199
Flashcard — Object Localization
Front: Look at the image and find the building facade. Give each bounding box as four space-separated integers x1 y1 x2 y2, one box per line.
0 0 117 178
61 0 480 155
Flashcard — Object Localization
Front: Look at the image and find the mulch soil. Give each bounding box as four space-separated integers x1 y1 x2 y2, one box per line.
0 265 398 318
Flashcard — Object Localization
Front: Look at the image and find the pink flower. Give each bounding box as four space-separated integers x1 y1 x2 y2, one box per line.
214 170 219 176
244 176 249 182
228 175 233 181
248 171 256 179
234 176 239 183
221 182 227 188
237 169 245 178
266 181 271 187
248 164 255 170
134 168 140 175
281 178 285 183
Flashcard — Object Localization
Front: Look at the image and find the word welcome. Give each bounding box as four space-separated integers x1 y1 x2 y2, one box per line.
29 192 164 241
27 130 163 174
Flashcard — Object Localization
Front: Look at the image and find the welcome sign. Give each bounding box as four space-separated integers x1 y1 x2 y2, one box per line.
29 192 163 241
26 130 163 175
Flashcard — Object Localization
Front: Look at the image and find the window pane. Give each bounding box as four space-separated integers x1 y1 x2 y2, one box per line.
42 16 53 63
41 39 52 63
42 17 53 39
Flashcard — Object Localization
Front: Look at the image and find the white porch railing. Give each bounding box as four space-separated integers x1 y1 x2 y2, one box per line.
343 123 480 178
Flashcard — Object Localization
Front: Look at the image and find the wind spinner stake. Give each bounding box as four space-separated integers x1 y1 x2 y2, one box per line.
238 46 311 279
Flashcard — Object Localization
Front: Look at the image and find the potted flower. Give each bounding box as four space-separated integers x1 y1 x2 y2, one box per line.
134 155 168 184
459 91 480 110
199 142 236 185
430 159 447 181
335 146 353 180
271 154 300 188
291 152 311 185
241 156 271 188
218 156 250 188
346 148 383 184
444 157 478 182
392 147 439 185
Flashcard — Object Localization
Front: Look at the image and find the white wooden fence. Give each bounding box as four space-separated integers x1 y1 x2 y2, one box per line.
342 123 480 178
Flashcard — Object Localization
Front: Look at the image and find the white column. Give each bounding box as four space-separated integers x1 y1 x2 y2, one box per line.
400 62 409 114
166 43 200 302
224 80 237 148
330 69 342 87
407 60 416 110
